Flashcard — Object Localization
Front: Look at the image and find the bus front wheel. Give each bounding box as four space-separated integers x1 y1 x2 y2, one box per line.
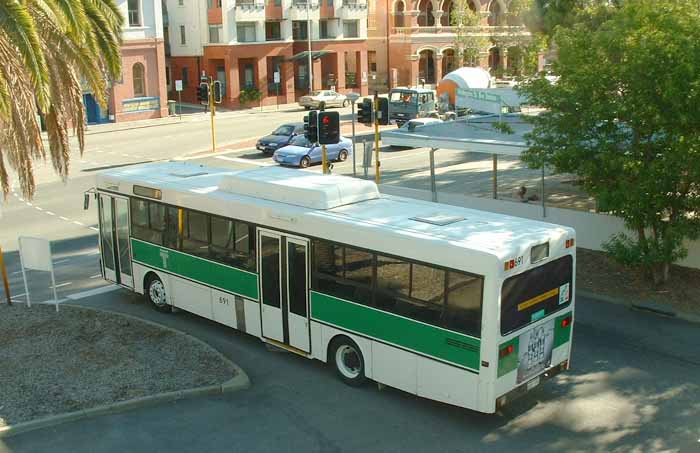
146 274 171 313
330 337 366 386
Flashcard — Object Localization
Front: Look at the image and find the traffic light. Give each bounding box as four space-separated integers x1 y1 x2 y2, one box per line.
357 98 373 125
304 110 318 143
197 82 210 105
212 81 222 104
377 97 389 125
318 111 340 145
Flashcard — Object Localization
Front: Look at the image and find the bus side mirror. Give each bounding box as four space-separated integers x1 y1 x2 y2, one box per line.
84 193 90 210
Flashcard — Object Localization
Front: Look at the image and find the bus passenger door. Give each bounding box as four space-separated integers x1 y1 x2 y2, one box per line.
286 238 310 352
258 229 311 353
98 194 134 289
259 231 284 343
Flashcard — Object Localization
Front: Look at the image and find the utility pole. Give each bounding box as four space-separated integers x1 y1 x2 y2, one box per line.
322 144 329 174
307 1 313 93
0 243 10 305
374 92 381 184
209 77 216 154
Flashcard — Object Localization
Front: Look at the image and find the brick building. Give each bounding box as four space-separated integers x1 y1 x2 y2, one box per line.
83 0 169 124
165 0 370 109
367 0 533 90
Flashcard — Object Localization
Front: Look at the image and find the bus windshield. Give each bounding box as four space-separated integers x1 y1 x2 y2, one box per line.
500 255 573 335
390 91 418 104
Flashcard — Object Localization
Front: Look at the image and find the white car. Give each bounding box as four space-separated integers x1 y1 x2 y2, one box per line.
299 90 348 110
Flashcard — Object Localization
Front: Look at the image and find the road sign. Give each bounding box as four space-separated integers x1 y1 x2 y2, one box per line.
346 92 361 103
273 71 280 84
175 80 183 92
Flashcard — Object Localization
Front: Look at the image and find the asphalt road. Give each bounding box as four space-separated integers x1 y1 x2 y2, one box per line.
1 290 698 453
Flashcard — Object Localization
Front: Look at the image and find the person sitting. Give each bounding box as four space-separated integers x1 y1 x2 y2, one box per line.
517 186 540 203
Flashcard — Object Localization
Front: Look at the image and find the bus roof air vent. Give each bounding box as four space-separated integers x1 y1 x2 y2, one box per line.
410 214 465 226
219 167 380 210
169 171 209 178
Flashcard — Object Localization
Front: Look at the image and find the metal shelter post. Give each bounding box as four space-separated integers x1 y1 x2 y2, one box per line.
351 101 357 177
492 154 498 199
430 148 438 202
541 162 546 218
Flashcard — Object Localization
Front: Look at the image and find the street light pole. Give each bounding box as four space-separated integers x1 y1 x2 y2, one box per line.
307 1 313 93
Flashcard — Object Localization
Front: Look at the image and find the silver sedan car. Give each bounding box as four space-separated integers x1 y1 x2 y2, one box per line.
298 90 348 110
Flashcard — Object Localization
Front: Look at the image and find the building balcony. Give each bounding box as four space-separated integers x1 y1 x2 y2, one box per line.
337 1 366 20
235 0 266 21
288 1 320 21
391 24 528 37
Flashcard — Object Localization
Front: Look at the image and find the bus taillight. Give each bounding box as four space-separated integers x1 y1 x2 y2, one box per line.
499 344 515 358
561 316 572 328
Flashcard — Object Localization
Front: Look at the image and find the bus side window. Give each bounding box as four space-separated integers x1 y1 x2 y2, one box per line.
443 272 483 337
131 199 165 245
181 210 210 258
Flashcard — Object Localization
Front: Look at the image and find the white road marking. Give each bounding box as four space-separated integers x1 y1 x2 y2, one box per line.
65 285 118 300
53 259 70 265
35 206 43 211
51 282 72 289
89 274 102 279
18 198 24 202
89 226 99 231
59 216 70 221
121 154 130 157
214 155 273 166
73 220 85 226
26 202 33 206
46 211 56 216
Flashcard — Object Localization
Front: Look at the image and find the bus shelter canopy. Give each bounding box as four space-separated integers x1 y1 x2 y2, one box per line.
380 114 532 156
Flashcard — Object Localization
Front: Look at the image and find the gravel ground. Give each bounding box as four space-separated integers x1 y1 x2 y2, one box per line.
0 304 237 427
577 248 700 316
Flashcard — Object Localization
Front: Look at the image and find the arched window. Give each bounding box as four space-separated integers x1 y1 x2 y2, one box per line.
488 0 503 26
394 1 405 28
418 0 435 27
441 0 453 26
133 63 146 97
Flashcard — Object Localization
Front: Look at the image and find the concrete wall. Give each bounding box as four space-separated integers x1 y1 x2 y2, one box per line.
119 0 164 40
379 185 700 270
166 0 206 56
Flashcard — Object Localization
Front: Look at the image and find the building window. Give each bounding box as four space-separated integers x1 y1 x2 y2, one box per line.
132 63 145 97
243 63 255 89
237 22 256 43
179 25 186 45
165 66 171 88
343 20 358 38
292 21 308 40
274 0 282 5
368 51 377 72
207 0 222 7
178 0 184 5
128 0 141 26
319 20 332 39
182 67 189 87
209 25 222 43
265 21 281 41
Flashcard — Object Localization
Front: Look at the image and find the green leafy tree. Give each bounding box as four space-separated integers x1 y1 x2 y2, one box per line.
519 0 700 285
0 0 123 199
451 0 488 67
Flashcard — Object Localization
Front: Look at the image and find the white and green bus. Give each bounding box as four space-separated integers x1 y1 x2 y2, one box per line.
94 162 575 413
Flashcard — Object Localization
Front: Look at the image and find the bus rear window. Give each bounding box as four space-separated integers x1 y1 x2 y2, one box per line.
500 255 573 335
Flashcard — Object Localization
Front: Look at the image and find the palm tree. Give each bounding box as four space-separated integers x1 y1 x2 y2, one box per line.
0 0 123 199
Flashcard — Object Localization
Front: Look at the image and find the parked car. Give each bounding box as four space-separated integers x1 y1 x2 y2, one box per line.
298 90 349 110
256 123 305 154
273 135 353 168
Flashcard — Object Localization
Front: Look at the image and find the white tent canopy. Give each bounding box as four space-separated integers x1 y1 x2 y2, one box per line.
442 67 492 89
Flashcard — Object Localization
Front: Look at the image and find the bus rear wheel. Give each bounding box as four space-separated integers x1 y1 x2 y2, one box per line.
146 274 171 313
331 337 366 386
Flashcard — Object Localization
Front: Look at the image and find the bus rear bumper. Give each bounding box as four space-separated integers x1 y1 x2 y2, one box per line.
496 360 569 410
